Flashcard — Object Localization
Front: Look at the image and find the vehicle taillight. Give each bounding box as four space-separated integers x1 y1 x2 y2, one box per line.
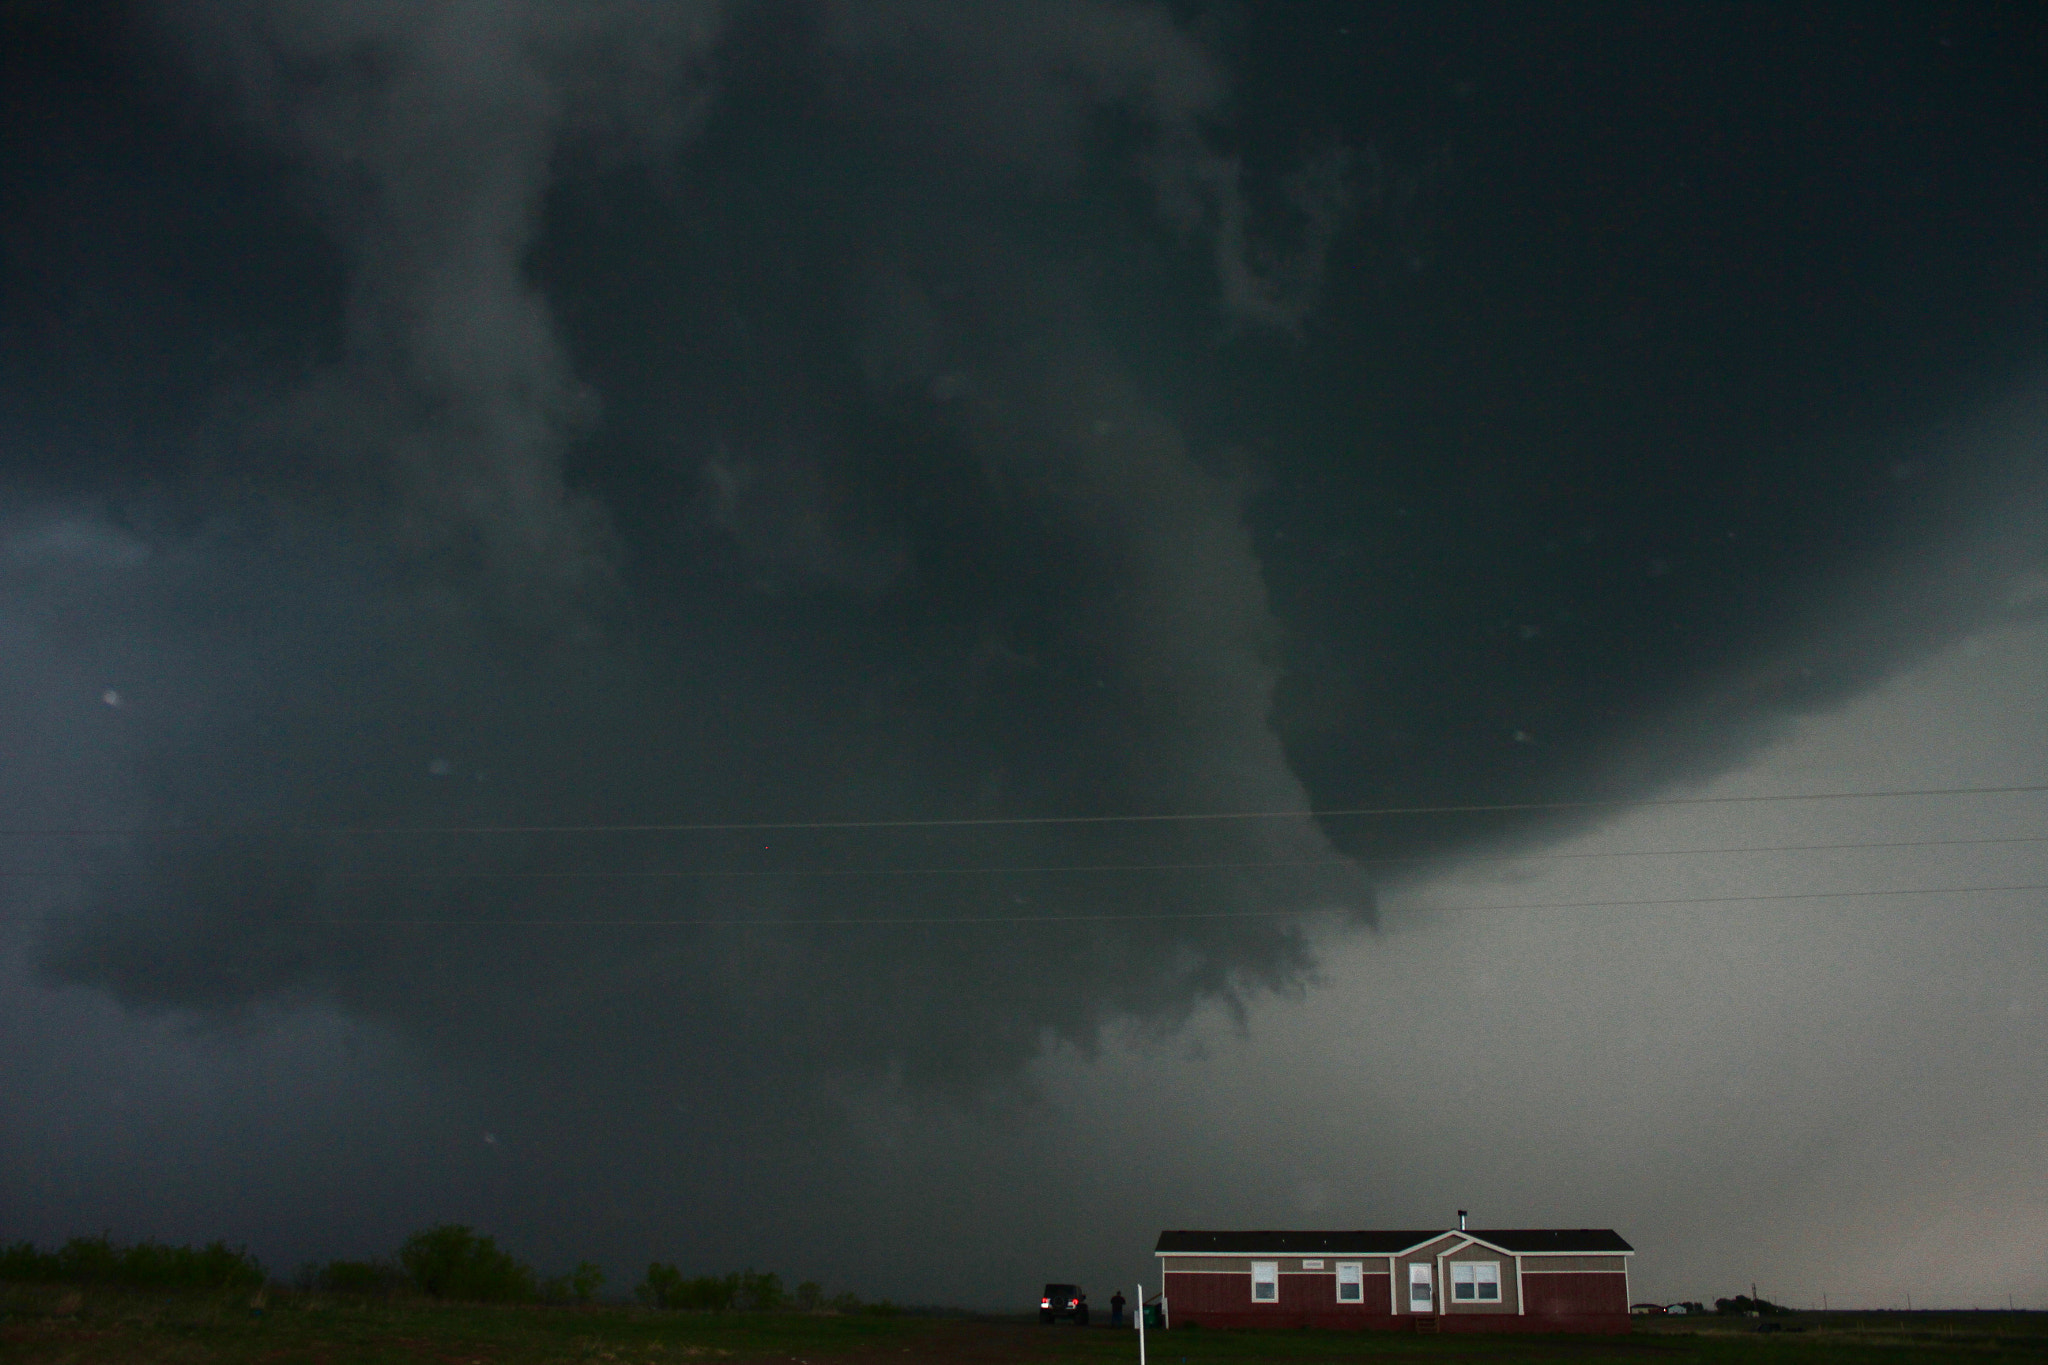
1041 1298 1051 1308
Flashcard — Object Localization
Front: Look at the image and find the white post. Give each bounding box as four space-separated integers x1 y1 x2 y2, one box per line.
1136 1285 1145 1365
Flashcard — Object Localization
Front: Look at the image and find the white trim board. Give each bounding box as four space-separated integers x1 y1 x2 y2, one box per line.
1155 1257 1396 1268
1158 1243 1630 1259
1156 1268 1391 1275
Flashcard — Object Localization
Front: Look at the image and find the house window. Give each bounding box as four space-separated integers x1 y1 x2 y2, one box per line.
1251 1262 1279 1302
1336 1262 1363 1302
1451 1262 1501 1301
1408 1263 1433 1309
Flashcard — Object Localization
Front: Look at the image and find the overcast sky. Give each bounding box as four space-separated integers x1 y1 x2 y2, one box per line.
2 0 2045 1310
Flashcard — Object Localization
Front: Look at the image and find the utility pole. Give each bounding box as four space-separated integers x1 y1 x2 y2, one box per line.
1136 1284 1145 1365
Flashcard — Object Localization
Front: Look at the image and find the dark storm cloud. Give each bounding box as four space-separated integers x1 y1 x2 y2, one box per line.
160 0 727 611
4 0 2047 1293
9 0 1371 1111
816 0 1353 333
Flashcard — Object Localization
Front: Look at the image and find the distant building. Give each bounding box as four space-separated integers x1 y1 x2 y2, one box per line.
1154 1226 1633 1334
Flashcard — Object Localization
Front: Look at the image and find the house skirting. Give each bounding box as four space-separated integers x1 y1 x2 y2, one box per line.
1163 1310 1629 1336
1161 1266 1630 1335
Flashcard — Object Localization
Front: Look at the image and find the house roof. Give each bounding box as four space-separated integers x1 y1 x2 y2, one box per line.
1154 1228 1632 1255
1155 1231 1446 1255
1472 1229 1633 1254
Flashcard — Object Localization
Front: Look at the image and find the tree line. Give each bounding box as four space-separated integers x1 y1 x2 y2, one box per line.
0 1235 263 1291
2 1227 887 1312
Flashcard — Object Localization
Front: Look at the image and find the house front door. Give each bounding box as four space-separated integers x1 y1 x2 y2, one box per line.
1408 1263 1434 1314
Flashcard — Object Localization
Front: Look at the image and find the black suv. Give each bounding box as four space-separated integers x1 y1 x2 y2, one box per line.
1040 1284 1089 1324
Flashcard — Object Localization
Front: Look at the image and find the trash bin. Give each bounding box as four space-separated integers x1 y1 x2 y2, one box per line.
1142 1304 1164 1329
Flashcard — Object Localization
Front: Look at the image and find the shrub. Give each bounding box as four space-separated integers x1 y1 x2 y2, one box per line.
0 1242 48 1281
397 1225 536 1302
0 1235 262 1290
52 1236 121 1283
736 1269 785 1311
794 1281 823 1312
634 1266 788 1311
541 1261 606 1304
636 1262 691 1309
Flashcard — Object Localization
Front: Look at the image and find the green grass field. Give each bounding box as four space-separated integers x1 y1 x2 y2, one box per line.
2 1286 2041 1365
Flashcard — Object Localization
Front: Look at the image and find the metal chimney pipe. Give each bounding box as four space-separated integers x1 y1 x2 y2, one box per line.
1457 1210 1468 1231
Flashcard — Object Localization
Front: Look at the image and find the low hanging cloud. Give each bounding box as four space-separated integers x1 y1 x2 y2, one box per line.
162 0 728 612
18 0 1372 1115
822 0 1355 332
156 0 1345 616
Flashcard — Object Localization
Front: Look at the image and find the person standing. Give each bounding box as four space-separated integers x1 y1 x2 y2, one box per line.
1109 1291 1126 1327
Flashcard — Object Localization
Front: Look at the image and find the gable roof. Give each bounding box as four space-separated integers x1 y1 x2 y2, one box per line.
1156 1231 1450 1255
1155 1228 1632 1256
1468 1229 1632 1253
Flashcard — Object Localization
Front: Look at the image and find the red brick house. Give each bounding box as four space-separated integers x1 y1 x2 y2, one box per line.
1154 1224 1633 1334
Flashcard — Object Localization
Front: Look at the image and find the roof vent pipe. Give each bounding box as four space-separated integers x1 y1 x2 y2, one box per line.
1458 1210 1468 1231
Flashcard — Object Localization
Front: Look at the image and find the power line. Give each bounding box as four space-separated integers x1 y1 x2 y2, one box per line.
4 833 2045 881
37 879 2039 928
4 780 2047 838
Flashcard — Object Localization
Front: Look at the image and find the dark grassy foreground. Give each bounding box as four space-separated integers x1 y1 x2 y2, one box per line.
1 1288 2042 1365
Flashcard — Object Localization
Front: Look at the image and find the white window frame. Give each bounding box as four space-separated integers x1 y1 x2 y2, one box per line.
1451 1261 1502 1302
1335 1262 1363 1302
1408 1262 1433 1309
1250 1262 1279 1303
